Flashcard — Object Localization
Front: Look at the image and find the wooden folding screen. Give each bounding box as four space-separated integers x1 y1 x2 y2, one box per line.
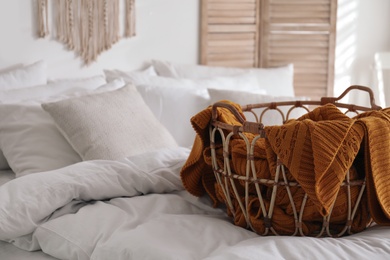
200 0 337 99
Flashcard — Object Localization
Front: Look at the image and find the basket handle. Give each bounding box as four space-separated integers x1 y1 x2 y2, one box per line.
211 102 265 135
212 102 246 123
321 85 382 110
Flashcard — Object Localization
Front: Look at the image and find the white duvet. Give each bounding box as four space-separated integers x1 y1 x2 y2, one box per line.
1 147 390 260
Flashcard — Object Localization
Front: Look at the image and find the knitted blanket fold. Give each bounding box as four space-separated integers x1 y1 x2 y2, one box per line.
355 108 390 225
180 101 390 234
264 104 364 216
180 100 245 206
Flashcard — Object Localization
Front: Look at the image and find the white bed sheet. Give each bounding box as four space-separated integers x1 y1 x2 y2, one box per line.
0 241 58 260
1 148 390 260
0 169 15 185
0 169 58 260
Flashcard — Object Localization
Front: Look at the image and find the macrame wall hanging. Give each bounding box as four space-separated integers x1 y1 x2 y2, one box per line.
37 0 136 65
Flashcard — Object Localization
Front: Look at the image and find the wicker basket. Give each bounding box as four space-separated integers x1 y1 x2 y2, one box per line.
209 86 382 237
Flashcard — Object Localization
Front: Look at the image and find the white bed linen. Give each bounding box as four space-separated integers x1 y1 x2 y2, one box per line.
0 241 57 260
1 148 390 260
0 170 58 260
0 169 14 185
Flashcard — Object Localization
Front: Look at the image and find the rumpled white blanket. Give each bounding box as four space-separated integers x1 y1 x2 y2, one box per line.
2 147 390 260
0 147 255 259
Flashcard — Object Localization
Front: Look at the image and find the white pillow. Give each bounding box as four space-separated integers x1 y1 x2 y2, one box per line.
136 84 210 148
48 78 126 102
41 85 178 161
104 69 263 147
0 60 47 90
0 63 23 73
105 69 262 93
0 79 126 176
0 61 48 170
0 102 82 176
0 75 106 104
208 88 309 126
103 65 158 80
151 60 294 97
0 75 109 171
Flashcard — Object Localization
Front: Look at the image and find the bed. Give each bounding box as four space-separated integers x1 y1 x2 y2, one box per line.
1 60 390 260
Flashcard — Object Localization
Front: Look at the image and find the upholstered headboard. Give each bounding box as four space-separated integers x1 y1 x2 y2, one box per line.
200 0 337 100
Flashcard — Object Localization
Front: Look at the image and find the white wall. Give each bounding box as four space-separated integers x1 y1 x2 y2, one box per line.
1 0 389 104
0 0 199 79
335 0 390 106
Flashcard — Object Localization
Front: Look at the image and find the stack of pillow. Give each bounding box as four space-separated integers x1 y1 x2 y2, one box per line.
105 60 302 148
0 61 176 178
0 59 303 179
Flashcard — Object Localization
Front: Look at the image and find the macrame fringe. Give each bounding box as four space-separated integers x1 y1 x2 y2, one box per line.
125 0 136 37
38 0 49 37
37 0 136 65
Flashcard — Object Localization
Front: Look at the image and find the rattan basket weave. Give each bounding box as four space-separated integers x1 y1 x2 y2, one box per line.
209 86 381 237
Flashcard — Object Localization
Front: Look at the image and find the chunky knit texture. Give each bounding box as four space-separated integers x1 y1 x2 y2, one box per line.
180 100 244 206
265 104 364 216
181 101 390 234
355 108 390 225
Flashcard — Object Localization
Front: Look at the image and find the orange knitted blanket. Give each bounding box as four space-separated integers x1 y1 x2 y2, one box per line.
180 101 245 203
181 101 390 235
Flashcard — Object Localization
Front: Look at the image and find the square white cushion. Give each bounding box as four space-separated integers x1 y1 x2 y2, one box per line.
105 68 263 93
0 60 47 90
151 60 294 97
0 79 126 176
0 60 48 170
0 75 108 170
0 63 23 74
0 102 82 176
103 65 158 79
41 84 178 161
0 75 106 104
104 69 264 148
135 84 210 148
208 88 309 126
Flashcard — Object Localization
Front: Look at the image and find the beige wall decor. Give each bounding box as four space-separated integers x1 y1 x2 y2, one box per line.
38 0 136 65
201 0 337 100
